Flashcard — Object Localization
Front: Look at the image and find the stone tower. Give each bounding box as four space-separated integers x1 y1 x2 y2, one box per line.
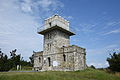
38 14 74 55
34 15 86 71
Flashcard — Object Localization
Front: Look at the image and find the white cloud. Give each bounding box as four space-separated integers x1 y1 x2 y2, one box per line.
67 16 73 19
75 15 120 36
0 0 63 60
19 0 64 14
86 44 119 68
105 44 118 49
87 44 119 54
104 29 120 35
20 1 32 12
64 16 73 20
105 21 120 28
87 48 107 54
78 23 96 33
88 61 109 68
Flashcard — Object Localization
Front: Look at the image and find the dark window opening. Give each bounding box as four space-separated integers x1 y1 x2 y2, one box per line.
49 22 51 27
39 57 41 63
50 44 51 51
47 44 49 50
49 34 51 39
48 57 51 66
48 34 51 39
63 54 66 61
48 34 49 39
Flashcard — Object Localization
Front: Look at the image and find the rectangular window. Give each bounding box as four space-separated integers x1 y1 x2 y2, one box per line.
50 44 51 51
48 57 51 66
47 34 51 39
39 57 41 63
47 43 52 51
63 54 66 62
49 22 51 27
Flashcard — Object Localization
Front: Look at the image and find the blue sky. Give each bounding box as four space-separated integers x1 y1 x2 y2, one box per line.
0 0 120 68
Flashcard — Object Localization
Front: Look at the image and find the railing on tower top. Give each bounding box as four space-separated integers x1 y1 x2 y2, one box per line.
37 19 76 33
37 24 75 34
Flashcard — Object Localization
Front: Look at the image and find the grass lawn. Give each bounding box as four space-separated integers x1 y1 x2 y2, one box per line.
0 68 120 80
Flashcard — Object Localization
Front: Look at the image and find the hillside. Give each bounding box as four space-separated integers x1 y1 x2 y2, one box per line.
0 68 120 80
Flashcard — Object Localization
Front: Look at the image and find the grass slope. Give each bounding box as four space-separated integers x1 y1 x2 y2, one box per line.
0 68 120 80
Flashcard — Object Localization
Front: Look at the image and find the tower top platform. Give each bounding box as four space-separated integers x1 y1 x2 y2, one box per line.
37 14 75 35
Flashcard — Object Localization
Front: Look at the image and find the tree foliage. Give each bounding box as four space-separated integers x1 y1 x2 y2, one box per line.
0 48 32 71
29 53 34 66
0 49 10 71
107 52 120 72
90 65 96 69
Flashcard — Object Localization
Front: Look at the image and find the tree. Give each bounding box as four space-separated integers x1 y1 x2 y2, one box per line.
29 53 34 66
90 65 96 69
10 49 21 68
0 48 33 71
0 49 11 71
107 52 120 72
10 49 17 57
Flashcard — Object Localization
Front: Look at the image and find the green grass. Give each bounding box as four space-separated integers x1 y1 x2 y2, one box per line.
10 66 33 71
0 68 120 80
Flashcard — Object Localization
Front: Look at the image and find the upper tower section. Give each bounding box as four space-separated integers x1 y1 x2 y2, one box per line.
37 14 75 36
45 14 69 31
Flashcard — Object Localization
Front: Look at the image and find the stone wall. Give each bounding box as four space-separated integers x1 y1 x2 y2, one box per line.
43 30 70 55
34 15 86 71
34 45 86 71
44 15 69 31
33 51 43 71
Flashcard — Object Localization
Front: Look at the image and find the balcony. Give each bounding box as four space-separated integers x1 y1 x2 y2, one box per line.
37 24 75 36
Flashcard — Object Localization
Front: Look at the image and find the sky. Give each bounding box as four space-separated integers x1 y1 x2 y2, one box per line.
0 0 120 68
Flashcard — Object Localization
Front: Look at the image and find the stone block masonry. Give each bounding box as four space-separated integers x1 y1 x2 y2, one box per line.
33 15 86 71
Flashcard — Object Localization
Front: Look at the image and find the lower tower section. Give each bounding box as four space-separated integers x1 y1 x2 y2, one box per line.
34 45 86 71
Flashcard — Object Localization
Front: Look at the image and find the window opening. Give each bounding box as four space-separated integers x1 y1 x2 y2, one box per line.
48 57 51 66
39 57 41 63
49 22 51 27
63 54 66 61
